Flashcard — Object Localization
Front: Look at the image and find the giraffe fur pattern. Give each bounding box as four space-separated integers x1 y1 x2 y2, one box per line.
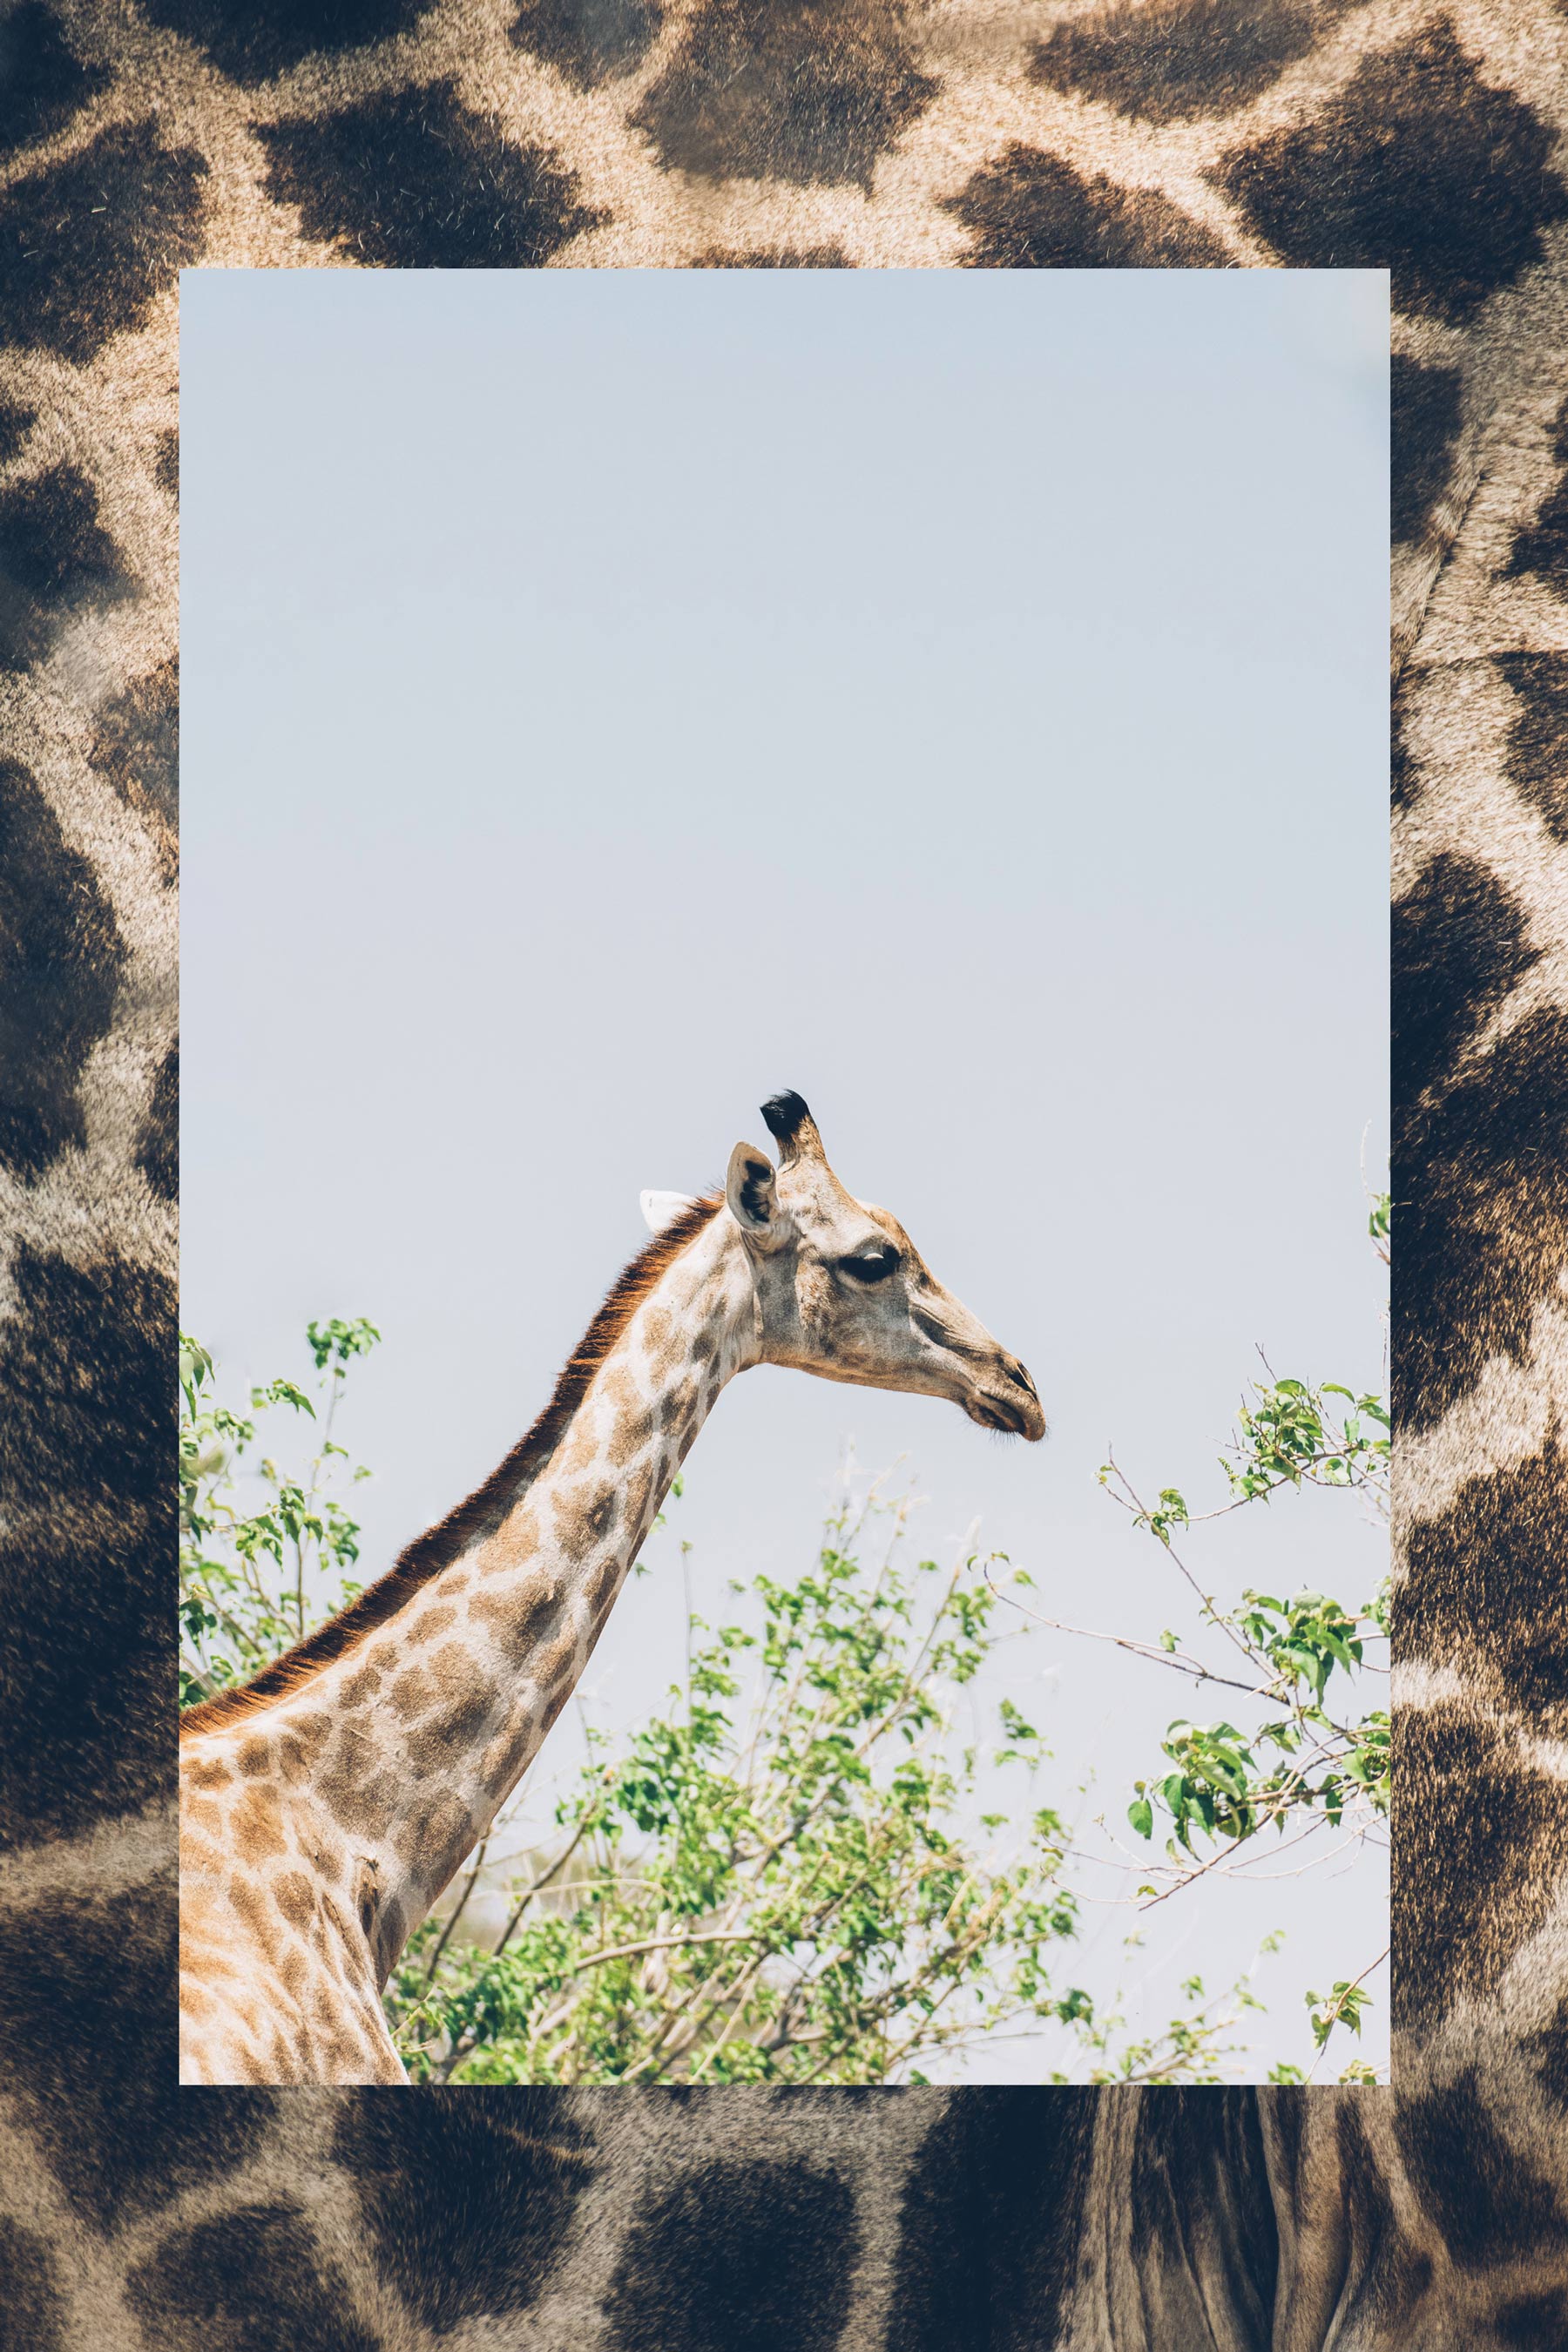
177 1097 1046 2085
2 0 1568 2341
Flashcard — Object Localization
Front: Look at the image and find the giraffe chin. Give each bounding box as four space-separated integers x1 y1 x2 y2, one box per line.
965 1391 1045 1440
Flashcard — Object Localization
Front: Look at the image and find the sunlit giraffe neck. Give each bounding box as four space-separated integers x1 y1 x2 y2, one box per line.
178 1093 1043 2083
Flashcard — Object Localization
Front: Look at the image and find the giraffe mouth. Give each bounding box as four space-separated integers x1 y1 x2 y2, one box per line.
967 1389 1033 1437
964 1357 1046 1440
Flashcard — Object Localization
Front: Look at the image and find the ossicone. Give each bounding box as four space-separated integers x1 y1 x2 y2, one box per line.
760 1090 825 1167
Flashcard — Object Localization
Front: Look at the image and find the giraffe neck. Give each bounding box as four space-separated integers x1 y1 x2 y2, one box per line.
277 1210 758 1978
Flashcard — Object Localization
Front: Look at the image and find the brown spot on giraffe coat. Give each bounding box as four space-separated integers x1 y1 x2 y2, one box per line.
233 1784 288 1867
479 1708 537 1794
469 1578 568 1669
402 1605 457 1647
395 1792 475 1883
317 1729 400 1838
274 1872 319 1936
389 1666 438 1719
226 1873 285 1965
606 1406 656 1466
406 1690 497 1778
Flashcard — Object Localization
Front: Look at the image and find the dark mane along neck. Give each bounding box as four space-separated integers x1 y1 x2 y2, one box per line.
179 1194 724 1740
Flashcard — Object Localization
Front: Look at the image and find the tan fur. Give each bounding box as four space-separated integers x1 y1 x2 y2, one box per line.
179 1194 724 1739
179 1105 1042 2082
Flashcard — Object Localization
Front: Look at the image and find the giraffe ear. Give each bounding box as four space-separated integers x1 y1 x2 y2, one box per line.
640 1189 699 1233
725 1141 781 1240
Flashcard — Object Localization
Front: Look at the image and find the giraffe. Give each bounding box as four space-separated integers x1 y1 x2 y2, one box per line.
4 0 1568 2332
177 1092 1044 2084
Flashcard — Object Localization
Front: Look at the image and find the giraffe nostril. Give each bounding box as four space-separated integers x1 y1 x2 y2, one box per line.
1004 1360 1036 1396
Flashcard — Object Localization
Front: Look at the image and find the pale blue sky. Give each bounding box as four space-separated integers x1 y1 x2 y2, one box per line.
182 267 1389 2080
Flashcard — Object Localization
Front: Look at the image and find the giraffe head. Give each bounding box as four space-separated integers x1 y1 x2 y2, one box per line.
649 1092 1045 1440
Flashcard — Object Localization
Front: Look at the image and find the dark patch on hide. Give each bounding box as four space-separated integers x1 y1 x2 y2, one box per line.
332 2095 591 2329
1393 852 1535 1112
1128 2089 1277 2338
947 144 1232 269
137 0 434 84
1497 2295 1568 2350
1032 0 1331 124
1396 2072 1563 2267
631 0 936 189
89 656 179 877
1213 21 1568 321
1506 398 1568 599
0 401 35 468
0 760 125 1177
0 1882 274 2227
0 2 107 156
259 80 603 267
0 2216 64 2352
603 2157 856 2351
510 0 665 89
1394 1704 1568 2031
1391 352 1463 547
1391 859 1568 1432
0 1246 172 1832
1498 652 1568 843
0 463 130 672
1398 1004 1568 1431
0 120 206 364
138 1041 178 1202
128 2202 380 2351
883 2089 1098 2349
1404 1447 1568 1727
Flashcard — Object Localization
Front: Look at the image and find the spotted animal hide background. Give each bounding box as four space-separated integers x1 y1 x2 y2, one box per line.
3 0 1567 2342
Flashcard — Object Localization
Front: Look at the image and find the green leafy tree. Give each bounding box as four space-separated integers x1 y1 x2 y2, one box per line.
385 1484 1269 2085
177 1338 1278 2082
179 1318 381 1707
998 1192 1390 2084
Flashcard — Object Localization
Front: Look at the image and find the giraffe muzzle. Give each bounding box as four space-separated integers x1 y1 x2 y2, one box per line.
966 1356 1046 1441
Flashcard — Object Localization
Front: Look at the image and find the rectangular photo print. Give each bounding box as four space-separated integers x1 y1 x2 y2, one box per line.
178 266 1389 2091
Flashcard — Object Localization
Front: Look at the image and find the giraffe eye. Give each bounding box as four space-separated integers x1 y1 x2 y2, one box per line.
840 1247 899 1284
